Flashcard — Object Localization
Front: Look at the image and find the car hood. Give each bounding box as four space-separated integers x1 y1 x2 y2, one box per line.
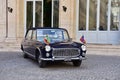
49 41 80 48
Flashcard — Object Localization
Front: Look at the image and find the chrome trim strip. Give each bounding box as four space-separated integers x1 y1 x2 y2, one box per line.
36 47 42 59
40 56 86 61
36 47 41 54
23 51 35 58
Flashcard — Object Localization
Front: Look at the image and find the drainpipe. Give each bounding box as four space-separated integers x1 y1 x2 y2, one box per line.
6 0 8 38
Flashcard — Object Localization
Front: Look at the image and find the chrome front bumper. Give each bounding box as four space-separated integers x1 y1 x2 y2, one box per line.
40 56 86 61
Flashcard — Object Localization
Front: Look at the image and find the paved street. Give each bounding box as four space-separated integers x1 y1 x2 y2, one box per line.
0 49 120 80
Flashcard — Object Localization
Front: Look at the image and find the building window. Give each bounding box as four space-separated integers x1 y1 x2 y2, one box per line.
89 0 97 31
53 0 59 28
99 0 108 31
35 1 42 27
26 1 33 30
78 0 87 30
111 0 120 31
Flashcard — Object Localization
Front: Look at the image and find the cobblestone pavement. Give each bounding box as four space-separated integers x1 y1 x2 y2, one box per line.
0 50 120 80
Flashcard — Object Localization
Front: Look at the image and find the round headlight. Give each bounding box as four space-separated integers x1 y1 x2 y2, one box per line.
81 45 86 51
45 45 51 52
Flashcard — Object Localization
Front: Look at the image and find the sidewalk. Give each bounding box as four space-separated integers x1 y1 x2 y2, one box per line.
87 44 120 50
0 42 21 52
87 44 120 56
0 46 21 52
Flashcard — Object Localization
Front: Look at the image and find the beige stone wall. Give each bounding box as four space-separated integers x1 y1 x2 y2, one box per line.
70 0 77 40
16 0 24 42
16 0 77 41
4 0 24 42
0 0 77 43
59 0 77 40
0 0 6 42
7 0 16 38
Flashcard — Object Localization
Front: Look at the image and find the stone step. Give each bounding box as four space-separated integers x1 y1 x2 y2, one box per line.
0 42 21 48
87 44 120 51
87 44 120 49
1 42 120 51
1 42 120 48
0 42 21 51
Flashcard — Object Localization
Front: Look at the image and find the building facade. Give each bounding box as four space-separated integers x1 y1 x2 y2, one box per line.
77 0 120 44
0 0 120 44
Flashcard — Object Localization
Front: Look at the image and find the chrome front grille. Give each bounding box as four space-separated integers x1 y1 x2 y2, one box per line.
52 48 80 57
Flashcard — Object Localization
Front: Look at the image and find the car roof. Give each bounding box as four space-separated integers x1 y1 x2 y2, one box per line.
27 27 67 31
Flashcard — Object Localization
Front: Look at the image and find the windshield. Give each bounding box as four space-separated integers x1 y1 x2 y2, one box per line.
37 29 69 43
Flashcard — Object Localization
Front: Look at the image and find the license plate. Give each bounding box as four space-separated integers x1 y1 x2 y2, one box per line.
64 57 71 61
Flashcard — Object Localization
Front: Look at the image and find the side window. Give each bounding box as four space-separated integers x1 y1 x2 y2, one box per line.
32 30 37 40
63 31 69 40
26 30 32 40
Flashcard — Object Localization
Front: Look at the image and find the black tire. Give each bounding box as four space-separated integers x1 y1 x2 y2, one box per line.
38 54 46 68
23 53 28 58
21 45 23 51
21 45 28 58
38 60 46 68
72 60 82 67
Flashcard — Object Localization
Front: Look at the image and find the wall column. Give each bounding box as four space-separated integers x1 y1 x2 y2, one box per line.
0 0 6 42
59 0 76 39
6 0 17 42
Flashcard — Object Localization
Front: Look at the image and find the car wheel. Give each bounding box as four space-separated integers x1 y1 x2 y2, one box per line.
38 55 46 68
21 45 28 58
72 60 82 67
21 45 24 51
23 53 28 58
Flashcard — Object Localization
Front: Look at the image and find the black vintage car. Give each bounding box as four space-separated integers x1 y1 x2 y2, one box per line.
21 27 86 68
